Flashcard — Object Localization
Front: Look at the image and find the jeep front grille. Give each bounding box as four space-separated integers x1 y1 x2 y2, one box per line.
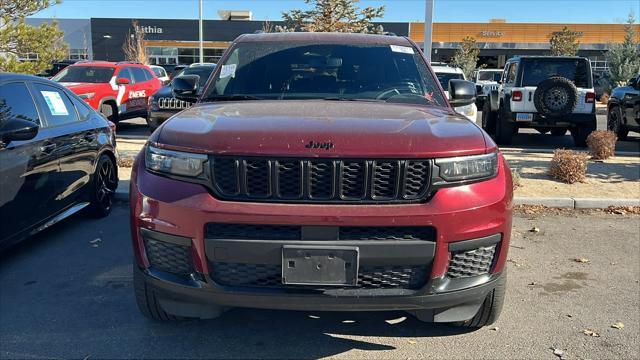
157 97 191 110
210 157 432 204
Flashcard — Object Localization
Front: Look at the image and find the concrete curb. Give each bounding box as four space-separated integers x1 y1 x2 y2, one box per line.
514 197 640 209
501 148 639 157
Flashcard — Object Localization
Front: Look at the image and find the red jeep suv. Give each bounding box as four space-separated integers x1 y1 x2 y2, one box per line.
52 61 162 125
130 33 513 327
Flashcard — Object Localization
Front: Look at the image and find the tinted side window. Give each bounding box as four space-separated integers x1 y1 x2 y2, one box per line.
131 67 147 83
117 67 134 83
70 95 93 121
0 82 40 126
32 83 79 127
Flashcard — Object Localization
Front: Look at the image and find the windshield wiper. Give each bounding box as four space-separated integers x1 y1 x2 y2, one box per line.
203 94 265 102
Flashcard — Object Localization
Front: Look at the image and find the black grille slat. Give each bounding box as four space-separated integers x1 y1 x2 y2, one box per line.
372 161 400 199
205 224 435 241
309 161 334 199
144 239 192 275
403 161 431 199
209 157 431 204
447 245 497 278
206 224 301 240
211 262 428 290
213 158 239 195
244 159 271 197
340 161 367 199
276 160 303 199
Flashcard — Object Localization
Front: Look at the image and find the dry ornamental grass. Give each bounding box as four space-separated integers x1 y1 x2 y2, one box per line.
549 149 589 184
586 130 617 160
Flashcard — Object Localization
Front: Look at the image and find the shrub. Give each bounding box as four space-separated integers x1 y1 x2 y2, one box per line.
549 149 588 184
586 130 617 160
510 167 521 190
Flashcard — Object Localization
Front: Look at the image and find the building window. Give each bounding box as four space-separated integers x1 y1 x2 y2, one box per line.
147 46 225 65
18 53 39 61
69 48 89 60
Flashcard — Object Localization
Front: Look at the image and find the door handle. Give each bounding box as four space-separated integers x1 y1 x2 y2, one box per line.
40 142 56 154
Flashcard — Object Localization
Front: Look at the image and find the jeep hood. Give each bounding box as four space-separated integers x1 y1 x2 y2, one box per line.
154 100 489 158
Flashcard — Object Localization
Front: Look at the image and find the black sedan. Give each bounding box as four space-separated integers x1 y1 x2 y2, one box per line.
147 64 215 130
0 73 118 250
607 74 640 140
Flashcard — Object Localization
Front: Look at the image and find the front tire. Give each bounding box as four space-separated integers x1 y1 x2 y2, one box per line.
134 268 185 321
452 271 507 328
481 101 497 135
607 106 628 141
87 154 117 217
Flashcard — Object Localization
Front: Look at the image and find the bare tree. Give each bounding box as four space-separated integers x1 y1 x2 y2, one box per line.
122 20 147 64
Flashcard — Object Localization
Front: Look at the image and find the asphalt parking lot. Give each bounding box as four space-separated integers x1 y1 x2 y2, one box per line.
115 113 640 154
1 204 638 359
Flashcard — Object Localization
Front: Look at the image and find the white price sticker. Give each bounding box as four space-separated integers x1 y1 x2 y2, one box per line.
40 91 69 116
220 64 237 79
390 45 415 54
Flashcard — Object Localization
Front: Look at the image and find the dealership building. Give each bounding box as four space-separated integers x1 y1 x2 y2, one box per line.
26 15 639 71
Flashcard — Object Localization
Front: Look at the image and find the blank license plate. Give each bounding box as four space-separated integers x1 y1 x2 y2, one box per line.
516 113 534 122
282 246 358 286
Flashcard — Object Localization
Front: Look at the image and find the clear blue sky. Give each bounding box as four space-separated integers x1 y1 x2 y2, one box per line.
33 0 638 23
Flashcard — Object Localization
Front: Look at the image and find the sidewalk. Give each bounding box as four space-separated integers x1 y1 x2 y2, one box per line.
115 139 640 209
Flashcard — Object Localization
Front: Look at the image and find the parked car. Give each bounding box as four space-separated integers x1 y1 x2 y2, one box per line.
38 59 80 78
483 56 596 146
147 64 216 130
51 61 162 126
473 68 503 108
432 64 478 121
149 65 170 85
607 74 640 140
0 73 118 251
130 32 512 328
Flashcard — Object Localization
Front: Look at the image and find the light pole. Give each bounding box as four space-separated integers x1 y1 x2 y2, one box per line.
199 0 204 63
424 0 434 62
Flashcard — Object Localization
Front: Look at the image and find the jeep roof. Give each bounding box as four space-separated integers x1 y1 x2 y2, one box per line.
506 55 589 62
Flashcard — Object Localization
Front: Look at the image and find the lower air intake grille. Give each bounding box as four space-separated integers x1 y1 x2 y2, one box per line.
446 245 496 278
144 238 193 276
211 262 428 290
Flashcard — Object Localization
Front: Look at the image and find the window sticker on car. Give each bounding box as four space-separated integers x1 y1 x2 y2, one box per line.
220 64 237 79
389 45 415 55
40 91 69 116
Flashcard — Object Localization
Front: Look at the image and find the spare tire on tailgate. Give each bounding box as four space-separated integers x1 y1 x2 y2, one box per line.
533 76 578 118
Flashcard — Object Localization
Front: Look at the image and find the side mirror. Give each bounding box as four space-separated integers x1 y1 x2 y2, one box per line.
116 77 130 85
0 118 39 144
448 79 476 107
172 74 200 102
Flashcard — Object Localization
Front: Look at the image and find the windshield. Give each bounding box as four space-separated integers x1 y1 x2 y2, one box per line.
435 72 464 90
52 66 115 83
521 59 591 87
181 67 215 87
202 43 446 106
478 71 502 82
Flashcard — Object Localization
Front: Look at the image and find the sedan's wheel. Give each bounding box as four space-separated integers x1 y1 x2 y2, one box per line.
550 128 567 136
607 106 628 141
88 154 118 217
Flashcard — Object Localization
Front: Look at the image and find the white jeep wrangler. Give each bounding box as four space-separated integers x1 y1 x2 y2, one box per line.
473 68 503 108
483 56 596 146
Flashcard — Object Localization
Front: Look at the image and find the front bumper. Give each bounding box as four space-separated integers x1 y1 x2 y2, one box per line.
130 152 513 315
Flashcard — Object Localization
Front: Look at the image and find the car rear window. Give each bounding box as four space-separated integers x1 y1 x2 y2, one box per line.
477 71 502 82
521 59 591 88
52 66 115 83
203 42 446 107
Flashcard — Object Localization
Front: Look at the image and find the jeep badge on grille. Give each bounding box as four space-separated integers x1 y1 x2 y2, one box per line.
305 141 334 150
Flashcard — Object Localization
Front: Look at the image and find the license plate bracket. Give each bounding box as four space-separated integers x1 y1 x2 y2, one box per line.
282 245 359 286
515 113 534 122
